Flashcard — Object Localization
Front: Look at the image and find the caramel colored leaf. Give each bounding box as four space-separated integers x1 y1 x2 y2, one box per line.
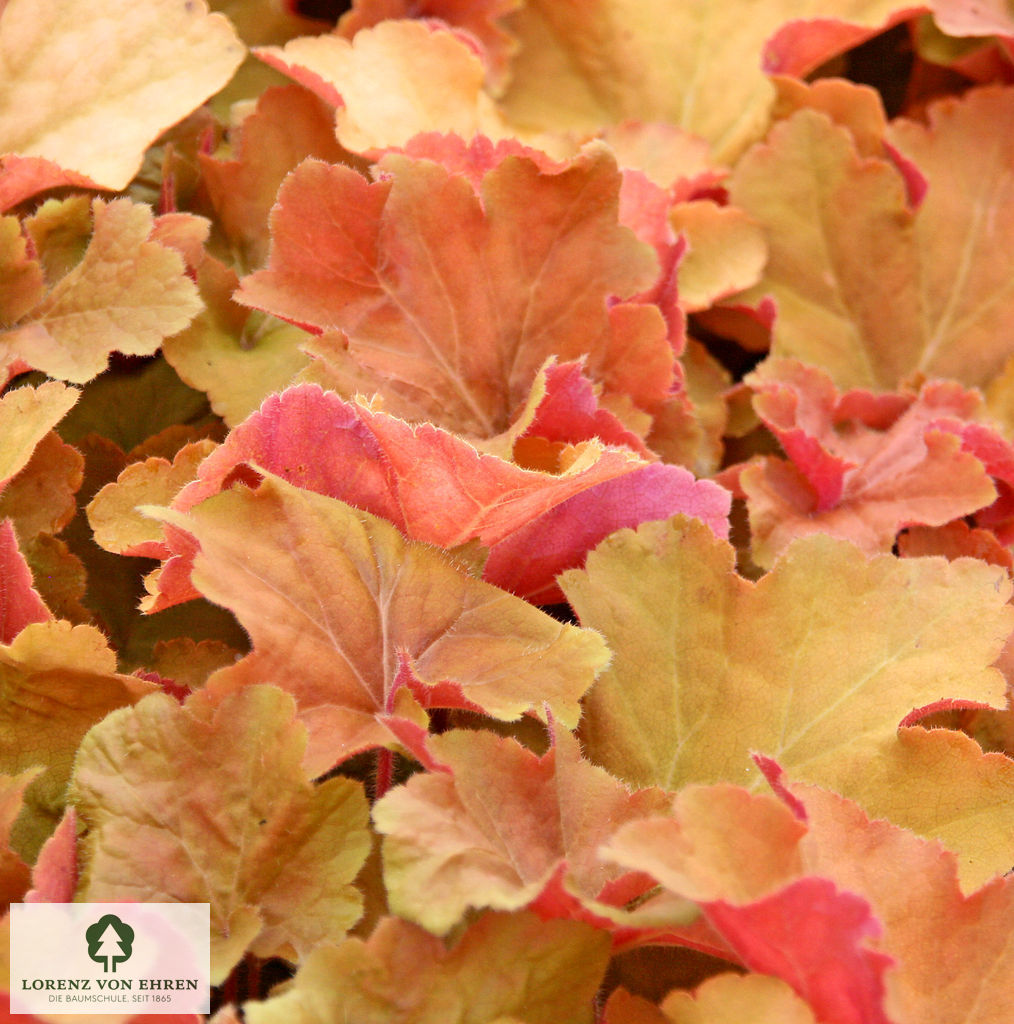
789 777 1014 1024
839 726 1014 891
71 685 371 983
162 252 310 428
155 474 611 774
338 0 522 92
667 202 767 313
660 973 819 1024
2 199 203 383
883 85 1014 387
731 88 1014 390
241 911 610 1024
726 360 997 566
149 385 729 608
603 786 892 1024
499 0 918 162
0 621 155 860
560 516 1013 794
0 430 84 540
0 0 244 190
200 84 351 272
88 440 217 558
0 214 43 324
0 381 77 489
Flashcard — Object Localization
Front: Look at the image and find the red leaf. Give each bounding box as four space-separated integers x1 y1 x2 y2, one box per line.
147 384 729 608
705 880 892 1024
0 519 50 644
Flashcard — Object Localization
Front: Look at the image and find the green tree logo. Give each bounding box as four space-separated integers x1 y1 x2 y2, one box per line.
85 914 134 973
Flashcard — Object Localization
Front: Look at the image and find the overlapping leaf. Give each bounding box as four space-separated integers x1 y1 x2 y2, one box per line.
0 621 155 859
154 473 611 774
0 770 37 907
603 785 893 1024
199 84 352 272
372 726 674 934
71 684 371 983
0 520 50 644
722 359 998 565
337 0 523 92
560 516 1013 797
256 20 513 153
1 198 203 383
0 382 77 488
782 773 1014 1023
640 973 819 1024
498 0 921 162
730 87 1014 391
602 774 1014 1021
145 384 729 608
241 910 610 1024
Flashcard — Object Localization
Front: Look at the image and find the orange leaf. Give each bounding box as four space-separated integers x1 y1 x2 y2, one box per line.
499 0 921 162
2 199 203 383
0 382 77 490
240 910 610 1024
71 685 371 982
256 20 512 153
722 360 997 565
236 147 664 436
337 0 523 93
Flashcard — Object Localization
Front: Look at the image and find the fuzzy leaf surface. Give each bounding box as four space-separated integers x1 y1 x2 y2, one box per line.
236 148 665 436
150 384 729 608
241 910 610 1024
0 621 155 859
256 21 512 153
731 88 1014 390
499 0 920 161
372 726 672 934
2 199 203 383
560 516 1013 794
155 474 611 774
71 685 371 983
0 382 77 489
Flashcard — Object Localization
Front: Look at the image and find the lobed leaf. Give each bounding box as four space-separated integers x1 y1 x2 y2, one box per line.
730 88 1014 391
154 473 611 774
372 726 672 934
2 199 203 383
147 384 729 608
499 0 921 162
236 147 666 436
561 516 1013 796
256 20 513 154
71 685 371 983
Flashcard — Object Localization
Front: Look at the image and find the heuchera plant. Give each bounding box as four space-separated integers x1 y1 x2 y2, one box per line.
5 0 1014 1020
